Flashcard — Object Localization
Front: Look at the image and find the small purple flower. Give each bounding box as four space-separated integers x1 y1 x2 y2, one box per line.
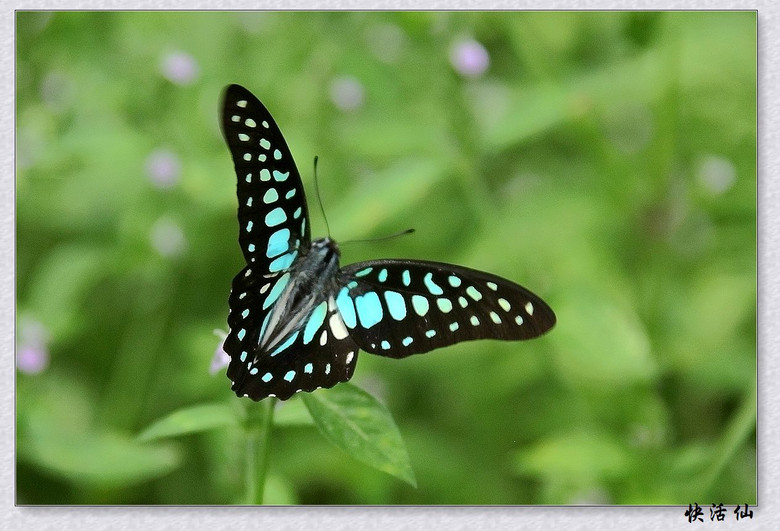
17 317 50 375
210 329 230 374
145 149 181 189
696 155 736 195
160 51 200 86
150 217 186 257
329 76 365 112
449 38 490 78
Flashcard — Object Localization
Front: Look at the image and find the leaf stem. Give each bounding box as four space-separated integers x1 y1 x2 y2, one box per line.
243 397 276 504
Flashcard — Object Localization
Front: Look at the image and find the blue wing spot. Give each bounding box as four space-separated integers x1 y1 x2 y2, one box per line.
263 188 279 204
384 291 407 320
498 298 511 312
263 272 290 310
448 275 462 287
260 169 271 181
293 206 302 219
265 207 287 227
347 280 358 289
487 282 498 291
266 228 291 258
283 370 296 382
245 173 252 182
262 372 273 382
237 328 246 341
246 221 253 232
515 315 524 325
271 331 299 357
436 298 453 313
378 269 388 282
285 188 296 199
402 336 413 346
240 350 248 362
336 287 357 328
490 311 502 324
258 311 272 339
402 270 411 286
425 329 436 338
449 322 459 332
247 196 253 207
325 363 331 375
355 292 383 328
260 138 271 150
303 301 328 344
355 267 373 278
381 340 391 350
470 316 480 326
250 367 258 375
273 149 282 160
458 296 468 308
466 286 483 301
243 153 251 161
269 250 297 272
273 170 289 182
423 272 444 295
304 363 313 374
241 309 250 318
248 243 256 252
411 295 429 316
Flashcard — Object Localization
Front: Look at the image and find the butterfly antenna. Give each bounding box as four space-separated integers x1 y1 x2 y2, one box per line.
313 156 331 237
341 228 416 246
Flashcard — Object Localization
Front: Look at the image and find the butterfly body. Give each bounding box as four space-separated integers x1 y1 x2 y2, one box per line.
221 84 555 401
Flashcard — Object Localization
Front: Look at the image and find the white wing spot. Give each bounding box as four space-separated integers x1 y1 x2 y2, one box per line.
237 100 247 108
238 133 250 142
244 269 252 277
515 315 524 325
470 315 480 326
525 302 534 315
330 313 349 340
319 330 328 346
346 352 354 364
490 311 502 324
498 298 511 312
245 118 257 128
259 282 270 294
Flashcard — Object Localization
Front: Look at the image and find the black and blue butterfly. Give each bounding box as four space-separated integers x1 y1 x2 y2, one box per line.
220 84 556 401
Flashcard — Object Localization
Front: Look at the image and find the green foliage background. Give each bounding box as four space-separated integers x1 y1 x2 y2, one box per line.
16 11 756 505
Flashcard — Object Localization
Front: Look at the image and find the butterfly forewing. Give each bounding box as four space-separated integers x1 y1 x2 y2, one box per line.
221 84 310 273
336 260 556 358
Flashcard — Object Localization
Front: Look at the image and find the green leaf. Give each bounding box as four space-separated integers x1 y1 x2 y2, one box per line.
301 384 416 487
137 402 239 442
20 425 181 489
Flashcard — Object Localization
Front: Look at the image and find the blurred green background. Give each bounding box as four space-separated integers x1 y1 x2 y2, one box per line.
16 11 755 505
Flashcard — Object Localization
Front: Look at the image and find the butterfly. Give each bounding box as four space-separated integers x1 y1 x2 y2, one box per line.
221 84 556 401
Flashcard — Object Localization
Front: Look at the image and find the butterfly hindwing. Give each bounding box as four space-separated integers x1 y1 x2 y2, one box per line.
336 260 556 358
221 84 310 274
